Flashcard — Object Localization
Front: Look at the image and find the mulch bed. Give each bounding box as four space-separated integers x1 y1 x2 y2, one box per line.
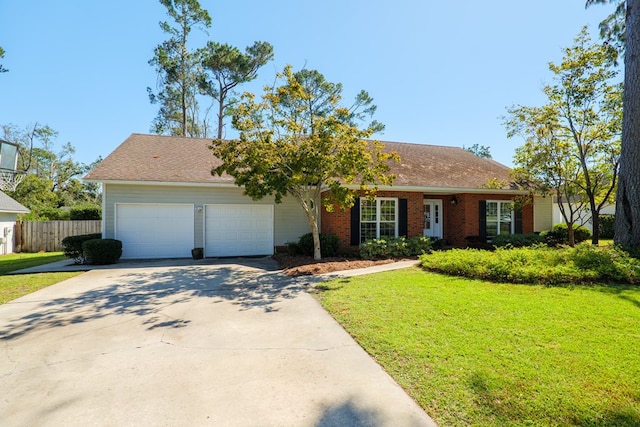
272 253 399 277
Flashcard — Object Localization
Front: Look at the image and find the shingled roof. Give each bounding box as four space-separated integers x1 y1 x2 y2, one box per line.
0 191 29 213
85 133 513 190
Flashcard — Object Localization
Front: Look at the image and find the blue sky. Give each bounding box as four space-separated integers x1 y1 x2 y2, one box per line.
0 1 614 168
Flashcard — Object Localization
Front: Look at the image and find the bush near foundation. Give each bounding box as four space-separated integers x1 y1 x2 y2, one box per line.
419 243 640 285
292 233 340 257
491 233 545 248
62 233 102 264
82 239 122 265
541 223 592 245
360 236 434 260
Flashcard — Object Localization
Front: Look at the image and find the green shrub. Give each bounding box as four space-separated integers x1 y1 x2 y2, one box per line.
360 236 434 260
541 223 592 245
419 244 640 285
491 233 545 248
70 205 101 220
61 233 102 264
82 239 122 265
296 233 340 257
464 235 495 250
599 214 615 239
34 207 71 221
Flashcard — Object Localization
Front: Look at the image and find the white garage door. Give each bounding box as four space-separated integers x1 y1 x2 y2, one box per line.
116 204 194 259
205 205 273 257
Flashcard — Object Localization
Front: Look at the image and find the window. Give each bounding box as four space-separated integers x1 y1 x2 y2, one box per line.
360 198 398 243
486 201 513 238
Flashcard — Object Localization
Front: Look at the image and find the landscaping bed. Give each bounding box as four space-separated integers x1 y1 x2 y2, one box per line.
273 253 398 276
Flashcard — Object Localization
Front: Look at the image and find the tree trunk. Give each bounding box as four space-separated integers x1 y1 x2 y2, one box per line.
615 0 640 248
568 225 575 247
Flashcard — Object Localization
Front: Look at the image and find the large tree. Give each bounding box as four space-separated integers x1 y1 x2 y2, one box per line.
505 28 622 245
198 41 274 139
148 0 211 137
1 123 100 216
211 65 398 260
587 0 640 248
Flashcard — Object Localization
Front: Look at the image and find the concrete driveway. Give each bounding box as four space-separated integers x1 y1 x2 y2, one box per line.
0 258 436 426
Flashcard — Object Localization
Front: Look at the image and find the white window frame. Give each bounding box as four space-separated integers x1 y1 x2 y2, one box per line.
486 200 514 238
360 197 398 243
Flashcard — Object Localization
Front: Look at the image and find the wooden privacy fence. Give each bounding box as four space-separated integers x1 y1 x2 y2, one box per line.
17 220 102 253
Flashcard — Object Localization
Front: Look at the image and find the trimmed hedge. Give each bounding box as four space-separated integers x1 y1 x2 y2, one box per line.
291 233 340 257
82 239 122 265
419 244 640 285
360 236 434 260
62 233 102 264
70 205 101 220
491 233 545 248
541 223 592 245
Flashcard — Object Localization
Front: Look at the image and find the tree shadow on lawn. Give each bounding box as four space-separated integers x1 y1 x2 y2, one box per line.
0 263 308 341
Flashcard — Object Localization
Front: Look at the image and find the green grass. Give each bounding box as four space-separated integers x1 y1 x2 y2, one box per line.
316 268 640 426
0 252 80 303
0 252 68 274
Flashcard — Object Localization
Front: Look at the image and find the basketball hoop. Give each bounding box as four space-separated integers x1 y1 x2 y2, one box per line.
0 170 25 192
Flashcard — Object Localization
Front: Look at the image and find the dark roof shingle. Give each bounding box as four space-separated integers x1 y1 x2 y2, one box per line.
85 133 512 190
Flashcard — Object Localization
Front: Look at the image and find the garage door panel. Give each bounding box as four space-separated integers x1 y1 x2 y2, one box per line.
116 204 194 259
205 205 273 257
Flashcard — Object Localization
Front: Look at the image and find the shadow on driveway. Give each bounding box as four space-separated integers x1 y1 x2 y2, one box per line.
0 262 306 341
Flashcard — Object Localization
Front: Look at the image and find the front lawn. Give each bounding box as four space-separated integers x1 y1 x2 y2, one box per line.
0 252 80 304
316 268 640 426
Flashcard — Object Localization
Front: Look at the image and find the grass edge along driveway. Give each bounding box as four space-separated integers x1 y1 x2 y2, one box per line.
0 252 81 304
316 267 640 427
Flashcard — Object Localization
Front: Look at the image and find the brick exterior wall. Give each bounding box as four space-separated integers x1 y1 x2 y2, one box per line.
321 191 534 248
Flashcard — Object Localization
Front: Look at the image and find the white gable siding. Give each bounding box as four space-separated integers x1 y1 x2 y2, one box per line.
533 196 553 233
0 213 17 254
103 184 311 252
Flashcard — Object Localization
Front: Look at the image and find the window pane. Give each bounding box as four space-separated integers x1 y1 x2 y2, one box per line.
360 222 377 243
486 222 498 237
486 202 498 221
380 199 396 221
499 221 511 235
424 205 431 229
500 202 513 222
361 199 376 221
380 222 395 239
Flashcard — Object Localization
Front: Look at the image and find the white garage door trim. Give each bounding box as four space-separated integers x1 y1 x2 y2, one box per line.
115 203 194 259
204 204 274 257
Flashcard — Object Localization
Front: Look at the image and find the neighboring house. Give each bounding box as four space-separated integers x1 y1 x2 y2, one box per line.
85 133 553 259
552 197 616 233
0 191 29 254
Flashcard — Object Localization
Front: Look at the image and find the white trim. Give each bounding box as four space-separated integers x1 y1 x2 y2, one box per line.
360 197 399 242
86 179 530 195
85 179 239 188
485 200 514 237
423 199 443 239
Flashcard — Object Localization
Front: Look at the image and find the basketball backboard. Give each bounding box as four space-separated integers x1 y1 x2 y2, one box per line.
0 139 24 192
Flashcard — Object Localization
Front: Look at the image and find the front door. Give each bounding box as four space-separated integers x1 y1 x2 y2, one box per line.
423 199 443 238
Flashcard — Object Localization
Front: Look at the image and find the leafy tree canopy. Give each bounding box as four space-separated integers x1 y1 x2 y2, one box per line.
504 28 622 245
1 123 101 218
464 144 492 159
199 40 274 139
0 46 7 73
148 0 211 137
211 65 398 259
